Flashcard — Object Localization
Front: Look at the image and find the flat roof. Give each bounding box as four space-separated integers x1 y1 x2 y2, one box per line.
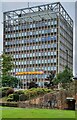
3 2 73 27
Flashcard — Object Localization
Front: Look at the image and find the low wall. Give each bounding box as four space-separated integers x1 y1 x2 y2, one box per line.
18 90 70 109
0 102 18 107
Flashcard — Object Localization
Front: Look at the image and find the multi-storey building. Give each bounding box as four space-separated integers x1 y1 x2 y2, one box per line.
3 2 73 89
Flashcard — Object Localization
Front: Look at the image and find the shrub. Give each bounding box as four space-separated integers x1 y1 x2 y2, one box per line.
42 88 52 93
2 87 10 91
36 88 45 95
7 94 14 101
13 93 19 102
7 98 13 102
2 87 10 97
24 88 52 99
14 90 24 95
6 88 14 96
2 91 6 97
0 87 13 98
8 94 13 98
19 94 28 101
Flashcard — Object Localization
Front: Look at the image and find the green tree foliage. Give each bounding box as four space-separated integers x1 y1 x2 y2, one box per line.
1 53 14 75
53 66 73 85
28 81 38 89
45 71 55 88
1 53 22 88
2 75 19 88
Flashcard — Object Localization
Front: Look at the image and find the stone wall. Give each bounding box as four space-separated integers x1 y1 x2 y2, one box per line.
18 90 72 109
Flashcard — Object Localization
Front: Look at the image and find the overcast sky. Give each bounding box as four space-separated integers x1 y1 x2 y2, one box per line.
0 0 76 75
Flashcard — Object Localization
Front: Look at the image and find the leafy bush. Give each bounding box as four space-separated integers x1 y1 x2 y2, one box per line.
0 87 14 98
27 91 37 99
7 98 13 102
24 88 52 100
1 87 10 91
6 88 14 96
36 88 45 95
14 90 24 95
7 88 52 102
13 93 19 102
19 94 28 101
1 87 10 97
7 94 14 101
42 88 52 93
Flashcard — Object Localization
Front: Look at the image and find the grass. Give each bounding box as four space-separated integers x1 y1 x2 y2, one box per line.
1 107 75 119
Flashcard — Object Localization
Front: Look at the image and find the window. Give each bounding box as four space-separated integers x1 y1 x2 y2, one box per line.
36 46 38 49
42 30 44 34
51 59 53 63
48 36 51 40
36 31 38 35
42 45 44 49
54 52 56 55
5 42 7 45
39 53 41 56
48 52 51 56
39 60 41 64
45 52 47 56
39 38 41 41
54 59 56 63
53 66 56 70
30 24 32 28
54 28 57 32
30 61 32 64
30 53 32 57
33 46 35 50
30 31 32 35
33 24 35 28
39 30 41 34
45 44 47 48
48 59 50 63
5 34 7 38
44 67 47 71
16 26 18 30
48 66 51 71
48 21 50 25
51 29 54 32
42 59 44 63
19 33 21 37
22 32 24 37
33 53 35 57
48 44 51 48
36 38 38 42
54 20 57 25
39 46 41 49
25 32 27 36
51 52 54 55
45 60 47 63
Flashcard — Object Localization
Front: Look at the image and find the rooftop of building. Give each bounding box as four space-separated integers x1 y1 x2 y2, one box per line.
3 2 73 27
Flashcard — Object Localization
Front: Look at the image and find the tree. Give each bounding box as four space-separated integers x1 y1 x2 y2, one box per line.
45 71 55 88
1 53 21 88
53 66 73 89
28 80 38 89
1 53 14 76
2 75 19 88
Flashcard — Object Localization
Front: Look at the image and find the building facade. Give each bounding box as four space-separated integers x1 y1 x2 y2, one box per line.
3 2 73 88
